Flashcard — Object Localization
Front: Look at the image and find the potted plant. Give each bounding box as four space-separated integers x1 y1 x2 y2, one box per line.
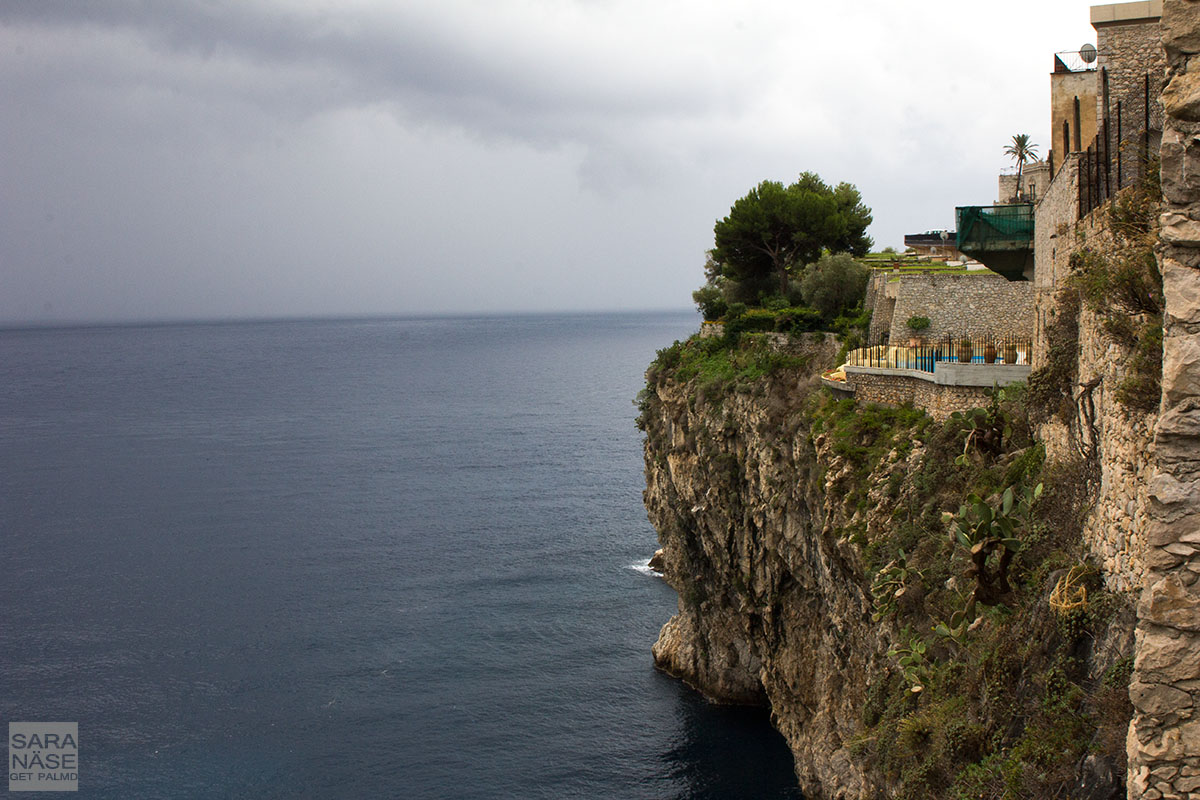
905 316 931 347
957 338 974 363
1002 341 1018 364
983 339 998 364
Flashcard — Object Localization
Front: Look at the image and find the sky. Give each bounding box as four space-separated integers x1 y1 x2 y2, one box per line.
1 0 1099 324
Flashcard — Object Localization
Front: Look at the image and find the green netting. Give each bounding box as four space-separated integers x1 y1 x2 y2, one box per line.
955 204 1035 252
954 204 1035 281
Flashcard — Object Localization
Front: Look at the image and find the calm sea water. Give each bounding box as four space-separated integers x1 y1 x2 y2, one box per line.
0 313 803 799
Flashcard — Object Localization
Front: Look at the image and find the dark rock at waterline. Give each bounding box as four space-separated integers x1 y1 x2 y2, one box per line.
648 549 665 573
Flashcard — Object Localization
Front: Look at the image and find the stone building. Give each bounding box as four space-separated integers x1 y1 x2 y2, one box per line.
852 2 1197 792
998 159 1052 203
1050 55 1099 177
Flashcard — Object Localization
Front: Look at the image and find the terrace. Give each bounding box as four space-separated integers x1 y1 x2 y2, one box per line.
824 334 1034 419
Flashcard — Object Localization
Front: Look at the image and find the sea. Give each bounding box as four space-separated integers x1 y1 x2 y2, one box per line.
0 312 803 799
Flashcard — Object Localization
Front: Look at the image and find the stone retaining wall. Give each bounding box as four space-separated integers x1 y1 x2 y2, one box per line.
885 273 1034 344
843 371 994 421
1128 2 1200 795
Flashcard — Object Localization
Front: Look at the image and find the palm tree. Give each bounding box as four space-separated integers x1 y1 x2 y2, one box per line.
1003 134 1040 201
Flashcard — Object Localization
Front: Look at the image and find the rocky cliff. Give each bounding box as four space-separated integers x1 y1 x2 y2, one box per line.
642 349 879 797
639 332 1137 799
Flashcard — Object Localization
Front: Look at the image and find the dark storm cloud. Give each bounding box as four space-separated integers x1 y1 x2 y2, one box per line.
1 0 721 150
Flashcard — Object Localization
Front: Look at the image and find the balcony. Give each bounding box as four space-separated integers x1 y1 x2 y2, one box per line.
955 204 1035 281
1054 49 1098 73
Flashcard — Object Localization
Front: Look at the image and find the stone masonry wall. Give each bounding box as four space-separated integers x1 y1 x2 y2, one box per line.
1033 152 1083 318
1098 15 1168 132
1069 196 1157 596
863 269 884 312
885 272 1034 344
1078 289 1159 595
1032 147 1155 596
843 371 992 421
1127 2 1200 796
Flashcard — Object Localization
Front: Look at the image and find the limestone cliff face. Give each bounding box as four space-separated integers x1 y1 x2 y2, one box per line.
641 358 890 799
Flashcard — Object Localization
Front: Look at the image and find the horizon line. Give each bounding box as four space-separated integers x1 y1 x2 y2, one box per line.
0 306 699 333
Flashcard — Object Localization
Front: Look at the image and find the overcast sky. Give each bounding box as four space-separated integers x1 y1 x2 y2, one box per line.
1 0 1098 324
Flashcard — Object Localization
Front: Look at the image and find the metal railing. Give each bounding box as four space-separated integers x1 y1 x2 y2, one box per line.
1054 50 1099 73
845 334 1034 374
1077 68 1165 219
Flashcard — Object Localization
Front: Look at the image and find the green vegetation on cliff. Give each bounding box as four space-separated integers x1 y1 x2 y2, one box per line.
638 334 818 417
639 333 1134 798
808 388 1131 799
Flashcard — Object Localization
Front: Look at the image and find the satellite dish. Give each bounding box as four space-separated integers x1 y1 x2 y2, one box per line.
1080 43 1097 63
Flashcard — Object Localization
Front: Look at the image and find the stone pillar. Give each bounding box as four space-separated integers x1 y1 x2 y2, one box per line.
1128 2 1200 797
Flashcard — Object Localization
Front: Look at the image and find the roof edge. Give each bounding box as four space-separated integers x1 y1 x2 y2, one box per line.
1090 0 1163 26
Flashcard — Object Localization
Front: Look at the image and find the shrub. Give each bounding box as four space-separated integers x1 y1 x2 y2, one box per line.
692 283 728 321
906 315 931 333
1026 289 1080 424
774 307 823 334
761 294 790 311
731 309 777 334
